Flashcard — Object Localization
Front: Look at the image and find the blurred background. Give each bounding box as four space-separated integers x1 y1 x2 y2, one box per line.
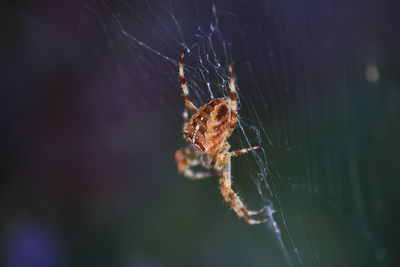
2 0 400 266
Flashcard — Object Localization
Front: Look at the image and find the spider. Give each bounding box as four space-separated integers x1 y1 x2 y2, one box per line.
175 52 267 224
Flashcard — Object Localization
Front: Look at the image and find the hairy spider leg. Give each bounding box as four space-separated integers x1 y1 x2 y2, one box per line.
219 156 268 224
222 146 260 159
175 147 213 180
179 52 198 114
227 65 238 133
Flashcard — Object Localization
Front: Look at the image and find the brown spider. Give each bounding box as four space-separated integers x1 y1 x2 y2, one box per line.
175 52 267 224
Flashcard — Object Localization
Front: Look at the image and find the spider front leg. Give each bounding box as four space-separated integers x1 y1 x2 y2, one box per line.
218 156 267 224
179 52 198 114
175 146 213 180
227 64 238 133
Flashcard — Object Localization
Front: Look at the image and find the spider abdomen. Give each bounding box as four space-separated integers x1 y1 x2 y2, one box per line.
184 98 231 152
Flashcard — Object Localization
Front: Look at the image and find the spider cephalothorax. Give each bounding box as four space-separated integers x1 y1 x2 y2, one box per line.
175 52 267 224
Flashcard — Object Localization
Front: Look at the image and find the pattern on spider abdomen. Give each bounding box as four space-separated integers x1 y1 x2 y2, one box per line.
184 98 231 152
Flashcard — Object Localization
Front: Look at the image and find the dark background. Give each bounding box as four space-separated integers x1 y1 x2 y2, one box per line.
1 0 400 266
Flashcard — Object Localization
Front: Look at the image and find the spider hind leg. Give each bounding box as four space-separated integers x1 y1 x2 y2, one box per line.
219 157 268 225
220 174 268 224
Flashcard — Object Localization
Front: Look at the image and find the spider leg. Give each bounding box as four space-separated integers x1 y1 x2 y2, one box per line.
175 147 213 180
179 52 198 114
219 157 268 224
227 65 238 131
222 146 260 159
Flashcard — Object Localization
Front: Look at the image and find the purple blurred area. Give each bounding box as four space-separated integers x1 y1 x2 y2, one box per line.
3 1 141 220
2 0 179 266
5 218 62 267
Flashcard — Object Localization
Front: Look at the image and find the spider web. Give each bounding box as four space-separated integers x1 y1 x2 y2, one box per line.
85 0 397 266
